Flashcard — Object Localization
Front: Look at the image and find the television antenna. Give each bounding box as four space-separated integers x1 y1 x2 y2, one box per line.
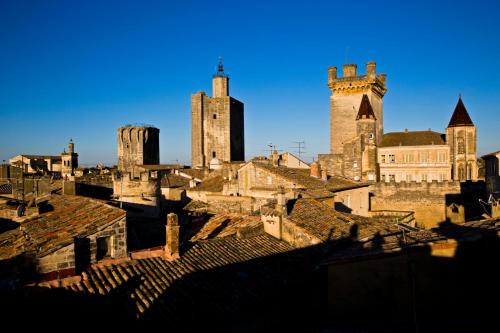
291 141 306 165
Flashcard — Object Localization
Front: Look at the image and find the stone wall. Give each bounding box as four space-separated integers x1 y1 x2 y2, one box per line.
117 126 159 178
334 186 370 217
36 216 127 276
206 194 253 214
370 181 461 229
112 172 161 218
318 154 344 177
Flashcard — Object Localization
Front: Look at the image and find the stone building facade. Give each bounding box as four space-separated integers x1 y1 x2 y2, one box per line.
191 61 245 168
378 130 451 183
117 125 160 178
482 151 500 197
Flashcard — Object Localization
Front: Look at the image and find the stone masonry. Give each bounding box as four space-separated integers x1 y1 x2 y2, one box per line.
118 125 160 178
191 61 245 168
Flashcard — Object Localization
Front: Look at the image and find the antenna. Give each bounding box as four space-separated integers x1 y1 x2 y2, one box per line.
291 141 306 166
264 143 282 155
346 47 348 64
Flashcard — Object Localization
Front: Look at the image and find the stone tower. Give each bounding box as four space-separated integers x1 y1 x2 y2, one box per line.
356 95 378 181
191 60 245 169
61 139 78 179
446 97 477 181
328 62 387 154
117 125 160 178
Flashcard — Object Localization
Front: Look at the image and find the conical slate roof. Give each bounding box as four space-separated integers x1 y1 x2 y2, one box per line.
448 97 474 127
356 94 376 120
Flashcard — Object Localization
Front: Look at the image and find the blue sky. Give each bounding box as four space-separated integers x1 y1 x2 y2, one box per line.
1 0 499 165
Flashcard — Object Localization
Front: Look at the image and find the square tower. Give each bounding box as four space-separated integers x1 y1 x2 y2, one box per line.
191 61 245 168
446 97 477 181
328 62 387 154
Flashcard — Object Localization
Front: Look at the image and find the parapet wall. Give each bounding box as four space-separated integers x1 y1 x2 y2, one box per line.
370 181 461 229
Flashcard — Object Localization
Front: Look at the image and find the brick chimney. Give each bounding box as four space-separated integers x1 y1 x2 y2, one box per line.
165 213 180 260
310 161 321 178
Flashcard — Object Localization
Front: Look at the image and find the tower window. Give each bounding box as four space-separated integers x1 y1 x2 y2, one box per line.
213 114 217 119
212 152 216 158
457 137 465 154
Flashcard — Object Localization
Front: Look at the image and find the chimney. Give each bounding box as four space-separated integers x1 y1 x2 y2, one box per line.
366 62 376 80
165 213 180 260
328 66 337 85
189 178 197 188
310 161 321 178
271 150 280 167
342 64 357 78
276 186 287 217
321 169 328 181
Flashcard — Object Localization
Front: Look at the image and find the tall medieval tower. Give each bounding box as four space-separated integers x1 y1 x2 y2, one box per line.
446 97 477 181
191 60 245 169
61 139 78 179
328 62 387 154
117 125 160 178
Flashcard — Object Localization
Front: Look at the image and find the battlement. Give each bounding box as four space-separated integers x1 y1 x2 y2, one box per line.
328 62 387 97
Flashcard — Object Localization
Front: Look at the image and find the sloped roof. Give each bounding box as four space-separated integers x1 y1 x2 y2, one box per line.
287 198 399 243
0 195 125 260
190 175 224 192
253 163 368 193
189 213 261 241
448 97 474 127
161 173 190 188
380 131 446 147
356 94 376 120
46 232 299 321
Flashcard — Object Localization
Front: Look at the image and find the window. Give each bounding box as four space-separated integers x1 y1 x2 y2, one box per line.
438 151 446 163
212 151 216 158
404 153 414 163
406 174 412 182
381 155 386 163
389 155 395 163
420 152 428 163
381 174 386 182
213 114 217 119
422 174 428 182
96 236 112 261
368 133 374 140
389 174 395 182
457 137 465 154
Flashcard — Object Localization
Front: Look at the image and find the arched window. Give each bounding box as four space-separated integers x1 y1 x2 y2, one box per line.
457 137 465 154
458 164 465 181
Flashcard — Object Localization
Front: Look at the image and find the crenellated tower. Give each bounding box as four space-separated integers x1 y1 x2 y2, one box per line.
328 62 387 154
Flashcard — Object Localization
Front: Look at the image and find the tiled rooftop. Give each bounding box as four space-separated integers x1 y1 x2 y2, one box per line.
0 195 125 260
44 231 299 320
254 163 368 192
287 198 399 242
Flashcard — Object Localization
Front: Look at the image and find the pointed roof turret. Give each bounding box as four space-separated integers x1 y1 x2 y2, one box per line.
448 97 474 127
356 94 376 120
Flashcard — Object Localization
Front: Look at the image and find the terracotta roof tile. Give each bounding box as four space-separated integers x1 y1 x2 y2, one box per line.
0 195 125 260
287 198 398 242
380 130 446 147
